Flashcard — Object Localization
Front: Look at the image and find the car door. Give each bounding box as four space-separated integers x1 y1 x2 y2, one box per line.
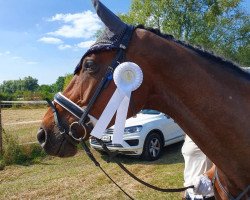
161 114 184 145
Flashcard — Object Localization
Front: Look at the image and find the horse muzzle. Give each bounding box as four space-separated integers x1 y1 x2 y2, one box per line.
37 92 99 157
37 126 77 157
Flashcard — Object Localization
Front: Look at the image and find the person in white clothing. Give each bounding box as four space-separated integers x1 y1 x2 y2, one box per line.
182 135 215 200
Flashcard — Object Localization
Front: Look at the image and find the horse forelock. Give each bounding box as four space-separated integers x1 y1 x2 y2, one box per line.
74 25 135 75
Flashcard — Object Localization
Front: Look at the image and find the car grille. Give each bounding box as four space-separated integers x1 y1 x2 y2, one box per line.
90 138 112 145
105 128 114 134
91 138 139 147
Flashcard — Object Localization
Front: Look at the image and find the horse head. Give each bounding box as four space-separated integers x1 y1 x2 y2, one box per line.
37 0 150 157
37 1 250 199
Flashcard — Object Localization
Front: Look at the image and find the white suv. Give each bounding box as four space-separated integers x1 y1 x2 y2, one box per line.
90 109 185 160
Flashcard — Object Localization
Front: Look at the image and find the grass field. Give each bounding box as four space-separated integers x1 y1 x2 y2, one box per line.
2 108 47 144
0 108 185 199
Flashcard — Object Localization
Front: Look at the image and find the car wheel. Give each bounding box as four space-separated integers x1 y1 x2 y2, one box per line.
141 132 163 161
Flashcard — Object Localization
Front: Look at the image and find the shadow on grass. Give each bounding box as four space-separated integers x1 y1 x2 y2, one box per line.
32 160 57 166
96 141 184 166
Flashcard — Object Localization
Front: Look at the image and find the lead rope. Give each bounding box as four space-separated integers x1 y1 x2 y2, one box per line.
80 139 194 200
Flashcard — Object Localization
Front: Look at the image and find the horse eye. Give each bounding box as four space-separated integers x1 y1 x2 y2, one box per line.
83 60 99 74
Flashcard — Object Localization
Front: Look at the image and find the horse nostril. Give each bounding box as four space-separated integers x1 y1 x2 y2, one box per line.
37 128 47 146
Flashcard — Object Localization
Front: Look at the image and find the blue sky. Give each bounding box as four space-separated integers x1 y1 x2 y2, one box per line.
0 0 249 85
0 0 131 85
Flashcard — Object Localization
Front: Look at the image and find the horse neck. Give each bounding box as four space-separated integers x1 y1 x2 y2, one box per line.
128 28 250 189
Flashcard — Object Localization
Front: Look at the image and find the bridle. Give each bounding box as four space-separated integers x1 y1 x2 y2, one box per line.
45 25 196 199
47 25 135 143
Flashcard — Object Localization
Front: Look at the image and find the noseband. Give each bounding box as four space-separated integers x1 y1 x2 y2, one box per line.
46 26 135 143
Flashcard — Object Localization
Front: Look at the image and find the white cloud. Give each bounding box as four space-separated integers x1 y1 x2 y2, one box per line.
12 56 22 60
38 37 63 44
0 51 10 56
0 51 38 65
58 44 72 50
57 41 95 51
48 11 102 39
77 40 95 49
26 61 38 65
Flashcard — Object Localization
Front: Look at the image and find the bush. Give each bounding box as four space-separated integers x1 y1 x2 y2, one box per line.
0 159 5 170
2 132 23 165
0 130 46 168
0 93 14 101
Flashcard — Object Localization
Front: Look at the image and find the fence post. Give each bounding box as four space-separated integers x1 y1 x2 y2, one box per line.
0 102 2 154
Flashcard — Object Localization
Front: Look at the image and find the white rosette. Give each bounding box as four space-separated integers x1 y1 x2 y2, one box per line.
113 62 143 93
91 62 143 146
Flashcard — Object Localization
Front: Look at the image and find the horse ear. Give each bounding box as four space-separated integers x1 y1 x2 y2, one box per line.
91 0 127 35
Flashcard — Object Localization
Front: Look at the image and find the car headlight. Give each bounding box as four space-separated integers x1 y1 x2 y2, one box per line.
124 125 143 134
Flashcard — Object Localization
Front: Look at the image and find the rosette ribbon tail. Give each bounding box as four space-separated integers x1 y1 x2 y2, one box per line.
90 62 143 147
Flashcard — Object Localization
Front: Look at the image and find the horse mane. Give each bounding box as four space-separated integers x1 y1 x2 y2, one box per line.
136 25 249 77
75 24 249 78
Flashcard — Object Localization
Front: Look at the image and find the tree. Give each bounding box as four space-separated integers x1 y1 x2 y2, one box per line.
52 76 65 92
63 74 74 90
0 76 39 100
0 74 75 100
22 76 39 91
38 84 54 100
120 0 250 66
0 76 38 94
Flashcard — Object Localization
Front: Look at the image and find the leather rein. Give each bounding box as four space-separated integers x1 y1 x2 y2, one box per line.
212 167 250 200
46 26 195 199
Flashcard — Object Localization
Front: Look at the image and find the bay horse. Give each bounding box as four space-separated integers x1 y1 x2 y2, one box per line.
37 0 250 199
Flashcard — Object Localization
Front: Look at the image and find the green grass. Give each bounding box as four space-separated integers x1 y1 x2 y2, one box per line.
2 108 47 144
0 129 46 166
3 124 41 144
0 108 185 199
0 143 185 199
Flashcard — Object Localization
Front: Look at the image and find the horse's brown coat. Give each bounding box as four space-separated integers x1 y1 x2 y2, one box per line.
39 28 250 199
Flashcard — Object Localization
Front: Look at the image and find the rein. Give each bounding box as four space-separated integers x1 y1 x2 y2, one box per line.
79 138 194 200
80 139 135 200
47 95 195 198
212 167 250 200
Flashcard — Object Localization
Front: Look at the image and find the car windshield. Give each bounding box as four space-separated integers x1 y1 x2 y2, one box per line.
139 109 161 115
